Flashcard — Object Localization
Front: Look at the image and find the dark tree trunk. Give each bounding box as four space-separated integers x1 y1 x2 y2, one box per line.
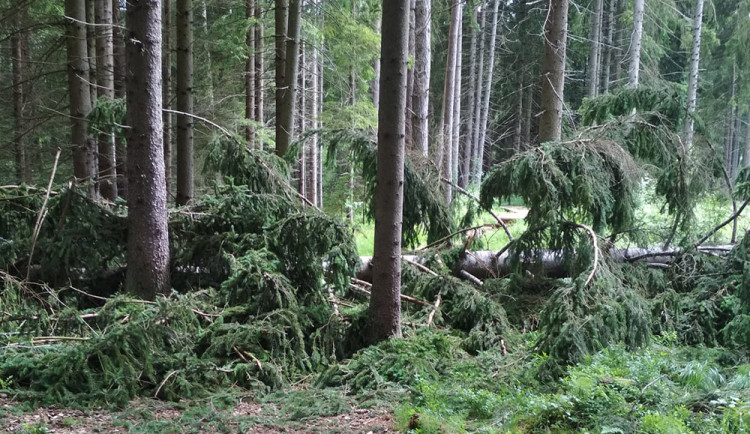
275 0 289 156
96 0 117 200
368 0 410 344
412 0 430 158
587 0 603 98
163 0 173 197
176 0 195 205
459 5 477 188
470 3 487 184
125 0 170 300
254 1 264 127
113 0 128 197
246 0 256 146
538 0 568 143
65 0 95 196
405 0 415 150
276 0 301 158
476 0 500 180
12 5 31 184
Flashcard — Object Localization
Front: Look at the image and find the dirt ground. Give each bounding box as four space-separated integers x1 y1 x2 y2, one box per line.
0 396 396 433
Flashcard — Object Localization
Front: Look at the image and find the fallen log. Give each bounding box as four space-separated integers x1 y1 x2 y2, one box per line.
356 245 735 282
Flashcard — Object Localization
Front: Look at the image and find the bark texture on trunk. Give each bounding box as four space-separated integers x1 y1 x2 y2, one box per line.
246 0 256 146
587 0 603 98
65 0 95 192
176 0 195 205
275 0 289 156
163 0 173 197
113 0 128 198
125 0 170 300
254 2 264 127
682 0 704 152
476 0 500 182
451 10 463 187
459 5 477 187
368 0 410 344
96 0 118 200
412 0 430 158
538 0 568 143
628 0 644 88
470 4 487 184
744 107 750 168
440 0 462 204
12 5 31 184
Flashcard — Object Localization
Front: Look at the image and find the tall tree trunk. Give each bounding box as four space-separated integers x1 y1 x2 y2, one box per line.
163 0 173 197
246 0 256 146
254 0 264 129
307 38 319 207
113 0 128 197
96 0 118 200
513 76 523 153
470 3 487 183
275 0 301 157
628 0 644 88
65 0 96 197
732 112 742 178
368 0 409 344
125 0 170 300
440 0 462 203
372 17 382 108
522 78 533 144
460 5 478 187
601 0 615 93
725 64 737 173
86 0 98 106
412 0 430 158
538 0 569 143
12 6 31 184
198 0 214 105
587 0 603 98
476 0 500 180
405 0 416 150
451 9 463 186
682 0 704 152
317 36 324 207
297 42 307 199
612 0 624 85
176 0 195 205
744 107 750 169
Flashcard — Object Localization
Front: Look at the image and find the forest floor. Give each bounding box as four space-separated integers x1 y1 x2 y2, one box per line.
0 395 395 433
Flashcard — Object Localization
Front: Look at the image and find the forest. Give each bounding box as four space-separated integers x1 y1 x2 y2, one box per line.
1 0 750 432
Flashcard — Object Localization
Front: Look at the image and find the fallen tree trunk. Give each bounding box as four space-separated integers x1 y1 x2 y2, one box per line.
356 245 734 282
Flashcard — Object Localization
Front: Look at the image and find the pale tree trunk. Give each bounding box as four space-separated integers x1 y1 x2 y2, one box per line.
86 0 98 106
451 10 463 186
347 61 356 222
412 0 430 158
275 0 301 158
372 17 382 108
96 0 118 200
732 113 742 178
12 6 31 184
297 43 306 199
744 107 750 168
199 0 214 105
307 39 319 207
538 0 568 143
246 0 256 146
163 0 173 197
405 0 415 150
513 76 523 153
369 0 409 344
612 0 624 85
476 0 500 180
125 0 170 300
440 0 462 204
460 5 478 187
725 64 737 173
113 1 127 198
628 0 644 88
587 0 603 98
176 0 195 205
470 3 487 183
317 34 324 207
682 0 704 152
601 0 615 93
66 0 96 197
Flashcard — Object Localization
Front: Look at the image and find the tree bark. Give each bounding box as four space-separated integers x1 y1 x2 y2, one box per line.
587 0 603 98
176 0 195 205
470 3 487 184
254 0 264 129
125 0 170 300
246 0 256 146
198 0 214 105
369 0 410 344
460 5 478 187
86 0 98 106
96 0 117 200
275 0 289 156
113 0 127 198
405 0 416 151
440 0 462 204
538 0 568 143
372 17 381 108
628 0 644 88
412 0 430 158
65 0 95 196
163 0 173 197
601 0 615 93
12 5 31 184
451 9 463 187
476 0 500 180
744 106 750 168
682 0 704 152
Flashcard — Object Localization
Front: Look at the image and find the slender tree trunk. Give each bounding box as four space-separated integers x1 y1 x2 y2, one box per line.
471 3 487 183
612 0 624 85
275 0 290 155
372 17 382 108
176 0 195 205
298 42 307 199
254 1 264 129
628 0 644 88
86 0 98 106
412 0 430 158
307 38 319 206
732 112 742 178
198 0 214 105
460 5 478 187
744 107 750 169
12 6 31 184
275 0 301 157
587 0 603 98
246 0 256 146
125 0 170 300
369 0 409 344
725 64 737 173
113 0 127 197
66 0 96 196
405 0 416 150
163 0 173 197
601 0 615 93
440 0 462 203
96 0 117 200
317 36 324 207
476 0 500 179
522 79 533 144
451 9 463 186
513 77 523 153
682 0 704 152
538 0 569 143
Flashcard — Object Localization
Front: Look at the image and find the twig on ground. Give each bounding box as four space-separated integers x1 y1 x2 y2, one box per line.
27 147 62 281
